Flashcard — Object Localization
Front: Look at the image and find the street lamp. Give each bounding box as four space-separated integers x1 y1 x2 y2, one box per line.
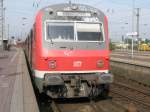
122 22 129 51
21 23 26 38
21 17 28 38
131 0 135 58
22 17 27 20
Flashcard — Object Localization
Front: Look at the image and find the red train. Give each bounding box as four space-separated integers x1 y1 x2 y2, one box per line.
24 3 113 98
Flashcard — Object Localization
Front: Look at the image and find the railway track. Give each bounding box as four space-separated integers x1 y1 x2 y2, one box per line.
114 75 150 97
110 82 150 112
111 51 150 57
40 76 150 112
51 101 99 112
50 99 128 112
113 82 150 96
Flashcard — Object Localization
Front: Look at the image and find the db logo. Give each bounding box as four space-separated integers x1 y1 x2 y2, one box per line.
64 50 73 56
73 61 82 67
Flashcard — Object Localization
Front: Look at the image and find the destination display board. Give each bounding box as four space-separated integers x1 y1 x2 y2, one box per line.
57 11 91 17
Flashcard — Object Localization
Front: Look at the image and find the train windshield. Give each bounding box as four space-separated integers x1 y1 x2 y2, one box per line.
47 22 74 41
76 23 103 41
46 22 104 42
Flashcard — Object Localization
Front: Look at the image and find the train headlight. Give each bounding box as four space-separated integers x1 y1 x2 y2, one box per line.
97 60 104 68
49 60 57 69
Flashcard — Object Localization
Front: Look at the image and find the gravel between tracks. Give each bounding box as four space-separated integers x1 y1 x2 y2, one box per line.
110 76 150 112
50 99 128 112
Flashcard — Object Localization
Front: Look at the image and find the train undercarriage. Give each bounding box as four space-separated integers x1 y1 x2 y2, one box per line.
35 72 113 99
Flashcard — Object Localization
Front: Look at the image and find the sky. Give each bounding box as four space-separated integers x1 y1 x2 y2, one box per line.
4 0 150 42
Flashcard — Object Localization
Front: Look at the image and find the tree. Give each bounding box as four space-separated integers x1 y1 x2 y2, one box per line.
124 38 132 45
145 39 150 44
109 40 115 50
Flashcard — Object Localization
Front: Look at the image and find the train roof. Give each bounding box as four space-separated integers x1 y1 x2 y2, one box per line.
42 3 104 14
38 3 106 21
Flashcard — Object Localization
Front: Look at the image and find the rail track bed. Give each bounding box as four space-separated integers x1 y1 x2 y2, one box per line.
111 51 150 57
110 76 150 112
51 99 128 112
111 54 150 62
40 75 150 112
114 76 150 94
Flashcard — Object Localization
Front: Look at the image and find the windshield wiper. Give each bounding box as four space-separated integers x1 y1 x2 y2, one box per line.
50 37 54 45
60 46 67 49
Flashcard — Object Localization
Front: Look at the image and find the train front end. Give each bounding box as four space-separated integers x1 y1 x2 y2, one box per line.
34 4 113 98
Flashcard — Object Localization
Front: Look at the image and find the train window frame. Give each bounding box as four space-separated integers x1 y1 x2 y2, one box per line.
44 20 105 43
76 22 104 42
46 22 75 42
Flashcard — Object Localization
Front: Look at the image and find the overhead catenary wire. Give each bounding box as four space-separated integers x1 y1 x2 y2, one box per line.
5 0 150 42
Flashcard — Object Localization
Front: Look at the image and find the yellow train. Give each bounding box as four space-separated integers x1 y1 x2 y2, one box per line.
138 43 150 51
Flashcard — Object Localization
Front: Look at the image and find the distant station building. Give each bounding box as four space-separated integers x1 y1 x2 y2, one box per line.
0 35 2 46
0 37 9 50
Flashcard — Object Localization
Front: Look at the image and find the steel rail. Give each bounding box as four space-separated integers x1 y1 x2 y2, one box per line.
112 82 150 96
111 89 150 108
51 101 62 112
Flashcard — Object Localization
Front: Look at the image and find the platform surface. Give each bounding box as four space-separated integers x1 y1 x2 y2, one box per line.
0 48 39 112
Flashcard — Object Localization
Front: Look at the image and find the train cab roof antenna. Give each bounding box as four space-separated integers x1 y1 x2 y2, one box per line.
69 0 78 10
69 0 72 7
69 0 72 6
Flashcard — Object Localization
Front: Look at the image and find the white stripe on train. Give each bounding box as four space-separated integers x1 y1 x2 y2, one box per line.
34 70 109 78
